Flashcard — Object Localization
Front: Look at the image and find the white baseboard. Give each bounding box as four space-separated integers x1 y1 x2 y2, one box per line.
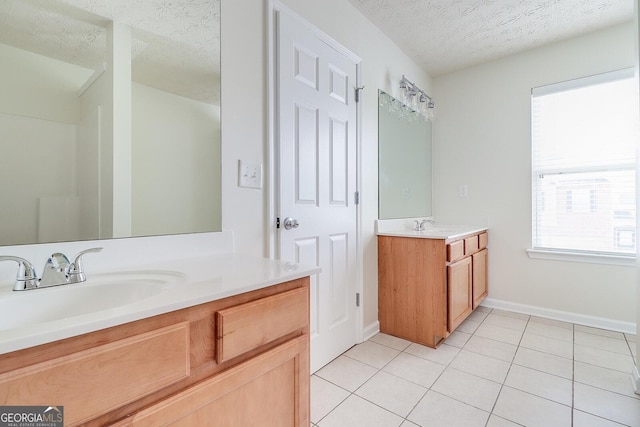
633 366 640 395
362 320 380 342
482 298 637 335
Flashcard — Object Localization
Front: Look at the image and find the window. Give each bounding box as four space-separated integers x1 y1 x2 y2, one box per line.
531 69 638 258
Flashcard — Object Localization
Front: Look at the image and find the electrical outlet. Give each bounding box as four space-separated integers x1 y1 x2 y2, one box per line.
459 184 469 198
238 160 262 189
402 188 411 199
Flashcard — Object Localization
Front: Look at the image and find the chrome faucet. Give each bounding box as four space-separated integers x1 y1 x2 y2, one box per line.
0 256 39 290
0 248 102 291
414 219 436 231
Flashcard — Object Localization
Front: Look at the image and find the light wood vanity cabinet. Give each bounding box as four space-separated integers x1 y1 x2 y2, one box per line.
447 256 473 332
472 248 488 309
378 231 488 348
0 278 310 427
112 336 308 427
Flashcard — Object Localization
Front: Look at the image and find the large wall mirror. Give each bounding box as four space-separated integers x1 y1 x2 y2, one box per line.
0 0 221 246
378 90 432 219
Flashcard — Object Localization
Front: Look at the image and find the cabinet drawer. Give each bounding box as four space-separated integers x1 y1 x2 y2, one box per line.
479 232 488 249
216 287 308 363
464 235 479 255
112 336 309 427
0 323 190 426
447 240 465 263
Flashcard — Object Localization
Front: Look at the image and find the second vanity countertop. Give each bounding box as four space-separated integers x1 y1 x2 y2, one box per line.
376 222 488 240
0 254 320 355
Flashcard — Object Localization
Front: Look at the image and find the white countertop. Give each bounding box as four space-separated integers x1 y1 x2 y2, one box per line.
0 254 320 355
376 224 488 240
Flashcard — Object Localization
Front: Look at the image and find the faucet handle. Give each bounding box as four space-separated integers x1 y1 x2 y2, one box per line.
0 256 39 290
68 248 103 282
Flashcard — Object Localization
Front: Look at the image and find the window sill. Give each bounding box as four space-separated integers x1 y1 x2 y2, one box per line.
526 249 636 267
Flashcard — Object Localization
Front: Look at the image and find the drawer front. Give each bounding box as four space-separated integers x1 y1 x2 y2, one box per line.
216 287 308 363
113 336 309 427
0 323 190 426
464 235 479 256
479 232 488 249
447 240 465 263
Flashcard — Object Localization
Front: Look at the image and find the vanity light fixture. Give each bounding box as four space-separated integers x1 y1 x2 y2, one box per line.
399 75 435 121
380 76 435 123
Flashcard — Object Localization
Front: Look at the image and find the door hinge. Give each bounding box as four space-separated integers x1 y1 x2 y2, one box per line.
356 292 360 307
355 86 365 103
354 191 360 205
276 217 281 229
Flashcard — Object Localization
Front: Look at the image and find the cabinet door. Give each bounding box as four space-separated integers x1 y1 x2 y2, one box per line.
114 336 309 427
447 257 472 332
472 249 488 309
0 323 190 427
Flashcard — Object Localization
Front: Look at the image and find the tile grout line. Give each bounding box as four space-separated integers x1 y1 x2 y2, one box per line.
315 310 639 426
441 307 498 426
401 341 454 426
343 310 498 425
572 326 637 427
324 342 421 425
483 310 530 427
369 339 436 425
624 333 636 368
370 340 445 426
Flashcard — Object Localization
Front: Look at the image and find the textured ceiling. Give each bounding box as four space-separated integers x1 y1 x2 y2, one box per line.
347 0 634 77
0 0 220 104
2 1 632 104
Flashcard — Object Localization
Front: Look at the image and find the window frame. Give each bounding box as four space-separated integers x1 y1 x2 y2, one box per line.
529 68 637 265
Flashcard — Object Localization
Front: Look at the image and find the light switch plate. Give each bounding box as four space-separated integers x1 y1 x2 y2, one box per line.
238 160 262 189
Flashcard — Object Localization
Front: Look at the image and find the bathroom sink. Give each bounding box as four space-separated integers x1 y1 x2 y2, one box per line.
0 270 186 331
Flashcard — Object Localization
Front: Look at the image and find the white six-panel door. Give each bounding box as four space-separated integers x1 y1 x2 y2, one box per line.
275 8 360 372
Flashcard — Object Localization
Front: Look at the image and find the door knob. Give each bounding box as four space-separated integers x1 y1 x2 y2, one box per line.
283 217 300 230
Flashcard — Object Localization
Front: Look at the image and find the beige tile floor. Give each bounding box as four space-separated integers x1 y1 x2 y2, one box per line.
311 307 640 427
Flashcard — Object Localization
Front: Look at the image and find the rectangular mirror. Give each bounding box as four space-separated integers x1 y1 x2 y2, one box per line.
0 0 221 246
378 90 432 219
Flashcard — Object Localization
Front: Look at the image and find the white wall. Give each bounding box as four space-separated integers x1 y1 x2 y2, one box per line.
109 23 133 238
433 23 637 327
132 83 221 236
78 71 111 240
0 114 78 244
221 0 432 328
0 43 89 245
0 42 89 124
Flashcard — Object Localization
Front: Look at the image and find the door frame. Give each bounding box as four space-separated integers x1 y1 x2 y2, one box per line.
266 0 364 344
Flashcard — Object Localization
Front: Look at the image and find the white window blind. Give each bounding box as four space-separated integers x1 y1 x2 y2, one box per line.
531 69 638 257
